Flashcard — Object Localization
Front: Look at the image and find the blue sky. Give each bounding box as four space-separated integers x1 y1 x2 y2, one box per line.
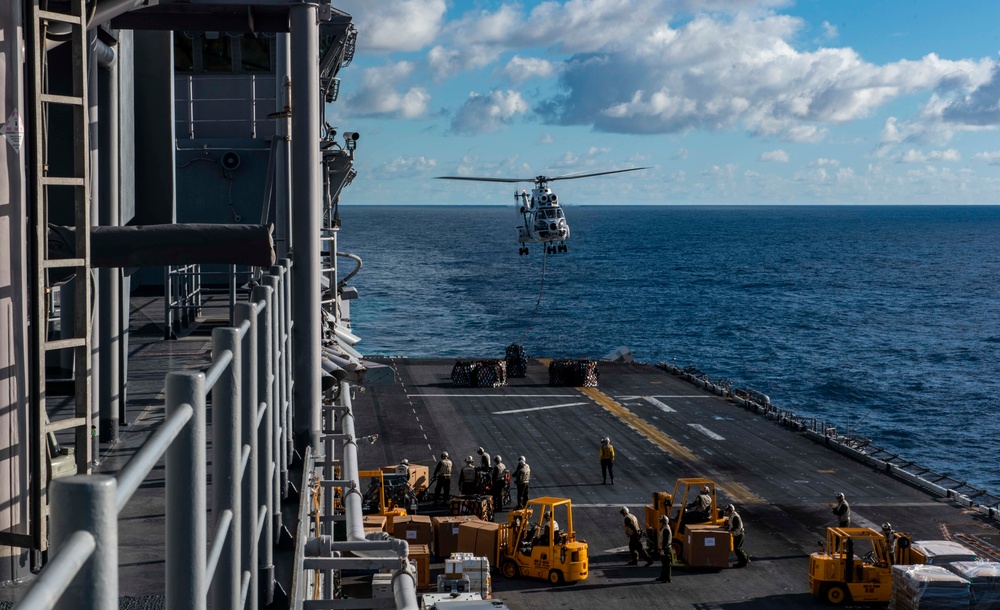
331 0 1000 205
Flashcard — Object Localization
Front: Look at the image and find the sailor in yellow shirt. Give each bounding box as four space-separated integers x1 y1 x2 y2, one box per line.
600 436 615 485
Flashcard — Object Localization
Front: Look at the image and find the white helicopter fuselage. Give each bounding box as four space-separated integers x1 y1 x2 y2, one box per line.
516 187 570 244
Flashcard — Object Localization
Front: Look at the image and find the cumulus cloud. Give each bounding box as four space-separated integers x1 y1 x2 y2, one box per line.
376 156 437 177
821 21 838 39
535 12 993 140
940 65 1000 126
345 62 430 119
898 149 960 163
450 90 529 135
759 149 789 162
974 151 1000 165
502 56 560 84
812 158 840 167
337 0 447 53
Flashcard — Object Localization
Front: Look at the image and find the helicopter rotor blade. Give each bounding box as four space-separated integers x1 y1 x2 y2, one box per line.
434 176 533 184
547 167 651 182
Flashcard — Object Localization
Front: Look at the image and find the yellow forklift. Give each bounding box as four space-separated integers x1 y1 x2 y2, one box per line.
809 526 916 604
497 497 589 584
359 469 409 528
644 478 731 567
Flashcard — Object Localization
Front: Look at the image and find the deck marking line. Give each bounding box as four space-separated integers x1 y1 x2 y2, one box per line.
408 394 580 398
688 423 724 440
493 402 589 415
580 386 697 462
643 396 676 413
580 386 762 505
621 395 710 400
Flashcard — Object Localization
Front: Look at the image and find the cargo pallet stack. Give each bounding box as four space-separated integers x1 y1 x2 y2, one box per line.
505 344 527 378
451 360 508 388
548 359 599 387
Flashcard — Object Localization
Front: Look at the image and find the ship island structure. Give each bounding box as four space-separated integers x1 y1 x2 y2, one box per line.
1 2 999 610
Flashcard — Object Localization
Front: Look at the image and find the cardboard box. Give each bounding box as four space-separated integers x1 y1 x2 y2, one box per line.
385 508 406 532
364 515 387 535
474 522 500 566
684 524 732 568
394 515 434 547
457 521 482 557
383 464 430 492
432 516 482 558
409 544 431 589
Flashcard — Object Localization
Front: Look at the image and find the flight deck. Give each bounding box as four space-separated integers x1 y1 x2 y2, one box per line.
351 357 1000 609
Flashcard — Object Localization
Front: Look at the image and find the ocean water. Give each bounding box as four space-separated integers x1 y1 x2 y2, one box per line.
337 205 1000 493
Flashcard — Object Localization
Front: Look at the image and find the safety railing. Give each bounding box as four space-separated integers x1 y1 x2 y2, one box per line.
165 263 264 339
15 260 295 610
175 74 278 140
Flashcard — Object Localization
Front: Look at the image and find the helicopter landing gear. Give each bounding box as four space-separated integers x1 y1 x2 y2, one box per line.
518 247 529 256
558 244 568 253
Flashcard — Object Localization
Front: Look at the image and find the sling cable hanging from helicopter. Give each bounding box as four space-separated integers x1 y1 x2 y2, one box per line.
518 246 548 345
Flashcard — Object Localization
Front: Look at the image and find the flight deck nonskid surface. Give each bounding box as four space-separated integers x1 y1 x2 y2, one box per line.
352 357 1000 609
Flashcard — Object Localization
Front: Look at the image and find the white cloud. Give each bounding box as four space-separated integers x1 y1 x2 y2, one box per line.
673 147 689 160
759 149 789 162
898 149 960 163
536 12 993 139
821 21 838 39
502 56 559 84
450 90 529 135
812 158 840 167
973 151 1000 165
345 62 430 119
337 0 447 53
376 156 437 177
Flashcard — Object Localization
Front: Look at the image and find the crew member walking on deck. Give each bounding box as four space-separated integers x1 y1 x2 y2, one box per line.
599 436 615 485
459 456 478 495
725 504 750 568
832 492 851 527
657 514 673 582
492 455 508 509
620 506 653 566
432 452 453 505
514 456 531 509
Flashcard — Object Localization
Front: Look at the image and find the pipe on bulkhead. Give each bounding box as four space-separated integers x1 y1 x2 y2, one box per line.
45 0 148 42
289 1 323 454
336 381 419 610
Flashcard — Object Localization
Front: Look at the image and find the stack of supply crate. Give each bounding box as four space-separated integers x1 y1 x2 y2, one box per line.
439 552 491 599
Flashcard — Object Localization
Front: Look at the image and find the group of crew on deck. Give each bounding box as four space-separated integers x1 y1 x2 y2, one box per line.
428 447 531 511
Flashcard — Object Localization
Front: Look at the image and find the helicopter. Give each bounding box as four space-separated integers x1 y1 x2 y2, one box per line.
435 167 649 255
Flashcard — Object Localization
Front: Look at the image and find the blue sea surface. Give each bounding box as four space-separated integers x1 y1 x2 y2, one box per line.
337 205 1000 493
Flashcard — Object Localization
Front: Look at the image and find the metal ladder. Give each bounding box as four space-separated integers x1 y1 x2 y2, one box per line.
25 0 93 563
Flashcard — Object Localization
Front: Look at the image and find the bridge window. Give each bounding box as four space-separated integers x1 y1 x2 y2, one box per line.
201 33 232 72
240 35 272 72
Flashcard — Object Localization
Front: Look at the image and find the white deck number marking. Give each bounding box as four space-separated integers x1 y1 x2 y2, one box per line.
688 423 725 441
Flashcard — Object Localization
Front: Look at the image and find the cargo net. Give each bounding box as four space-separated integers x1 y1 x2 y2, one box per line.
505 343 527 378
449 495 495 522
451 360 508 388
548 359 599 387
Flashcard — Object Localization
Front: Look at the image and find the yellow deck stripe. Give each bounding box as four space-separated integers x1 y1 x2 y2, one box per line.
579 385 761 504
581 386 698 462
